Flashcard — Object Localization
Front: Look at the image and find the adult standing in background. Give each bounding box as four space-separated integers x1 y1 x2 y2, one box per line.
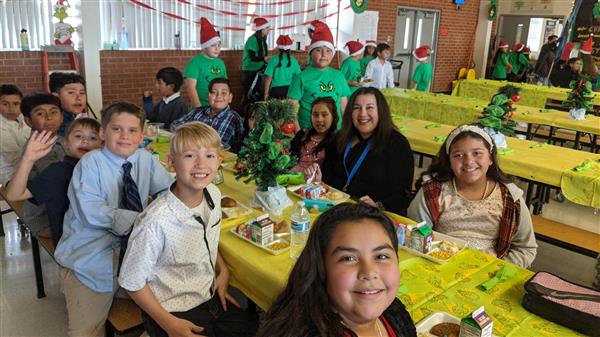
241 17 272 110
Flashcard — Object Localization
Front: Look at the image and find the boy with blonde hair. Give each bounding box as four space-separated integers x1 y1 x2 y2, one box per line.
54 102 172 337
119 122 257 337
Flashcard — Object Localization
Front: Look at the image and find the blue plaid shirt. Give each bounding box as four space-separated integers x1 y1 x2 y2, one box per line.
170 106 244 151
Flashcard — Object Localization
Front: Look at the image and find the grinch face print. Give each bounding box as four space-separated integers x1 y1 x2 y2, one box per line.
210 66 222 75
309 80 340 102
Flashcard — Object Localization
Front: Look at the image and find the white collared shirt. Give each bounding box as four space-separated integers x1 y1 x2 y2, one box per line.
0 114 31 185
118 183 222 312
365 58 395 89
162 91 181 105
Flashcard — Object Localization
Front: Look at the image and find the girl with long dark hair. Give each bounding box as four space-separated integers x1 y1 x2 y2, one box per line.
241 17 271 108
256 203 416 337
321 87 414 215
408 124 537 268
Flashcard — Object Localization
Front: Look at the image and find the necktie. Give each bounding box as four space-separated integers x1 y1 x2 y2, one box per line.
117 161 143 274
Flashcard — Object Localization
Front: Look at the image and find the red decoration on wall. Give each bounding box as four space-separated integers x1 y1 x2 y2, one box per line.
440 27 449 37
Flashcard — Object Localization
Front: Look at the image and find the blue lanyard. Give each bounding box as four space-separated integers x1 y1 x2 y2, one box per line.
342 140 373 192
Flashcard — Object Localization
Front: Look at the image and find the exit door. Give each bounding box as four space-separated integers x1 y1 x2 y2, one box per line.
393 7 440 89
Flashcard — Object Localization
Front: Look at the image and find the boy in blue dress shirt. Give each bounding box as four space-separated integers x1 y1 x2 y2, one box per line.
54 101 173 337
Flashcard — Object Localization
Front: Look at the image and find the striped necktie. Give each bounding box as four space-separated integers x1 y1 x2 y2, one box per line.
117 161 143 274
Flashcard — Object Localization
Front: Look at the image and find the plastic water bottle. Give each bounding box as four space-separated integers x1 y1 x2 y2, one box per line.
120 17 129 50
290 201 310 260
19 29 29 51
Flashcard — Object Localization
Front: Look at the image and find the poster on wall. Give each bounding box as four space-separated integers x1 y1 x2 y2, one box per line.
353 10 379 43
573 0 599 64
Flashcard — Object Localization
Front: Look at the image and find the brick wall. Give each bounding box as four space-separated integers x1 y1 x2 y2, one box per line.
368 0 482 92
0 51 75 93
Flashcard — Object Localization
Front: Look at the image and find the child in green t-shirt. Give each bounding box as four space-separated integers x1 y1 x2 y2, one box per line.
507 43 530 82
340 41 364 93
492 41 512 81
242 17 272 104
411 45 433 92
288 23 351 130
360 40 377 77
264 35 302 100
183 17 227 108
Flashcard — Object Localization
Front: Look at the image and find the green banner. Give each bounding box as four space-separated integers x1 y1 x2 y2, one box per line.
350 0 368 14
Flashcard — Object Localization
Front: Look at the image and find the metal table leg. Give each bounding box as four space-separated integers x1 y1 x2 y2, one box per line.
31 236 46 298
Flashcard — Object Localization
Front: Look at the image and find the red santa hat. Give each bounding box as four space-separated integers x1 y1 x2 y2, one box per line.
561 42 575 61
308 23 335 54
413 45 432 62
580 35 594 55
276 35 293 50
199 17 220 49
253 17 271 31
513 43 525 52
498 40 509 49
345 40 364 57
308 20 326 33
365 40 377 48
523 47 531 55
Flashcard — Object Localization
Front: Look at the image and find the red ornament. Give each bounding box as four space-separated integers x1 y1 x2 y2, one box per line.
279 121 297 134
511 94 521 102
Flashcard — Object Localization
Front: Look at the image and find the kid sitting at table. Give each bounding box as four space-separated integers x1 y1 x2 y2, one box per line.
288 22 350 129
119 122 258 337
54 102 173 337
408 124 537 268
256 203 416 337
290 97 338 180
143 66 188 130
19 93 66 235
4 118 101 246
171 78 244 152
49 72 90 136
0 84 29 185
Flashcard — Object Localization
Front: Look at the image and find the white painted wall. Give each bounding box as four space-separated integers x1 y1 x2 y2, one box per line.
80 0 103 115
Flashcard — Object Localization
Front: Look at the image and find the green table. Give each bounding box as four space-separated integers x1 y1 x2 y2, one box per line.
391 117 600 209
383 88 600 137
454 78 600 108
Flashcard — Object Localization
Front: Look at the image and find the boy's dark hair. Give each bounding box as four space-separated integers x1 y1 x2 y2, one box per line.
256 203 398 337
291 96 338 158
568 57 582 65
100 101 145 129
0 84 23 98
49 72 86 93
415 125 512 190
208 77 231 92
336 87 399 154
20 92 61 118
548 35 558 42
156 67 183 93
376 43 391 55
65 117 101 138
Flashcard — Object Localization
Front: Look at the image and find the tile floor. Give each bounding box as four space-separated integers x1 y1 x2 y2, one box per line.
1 168 598 336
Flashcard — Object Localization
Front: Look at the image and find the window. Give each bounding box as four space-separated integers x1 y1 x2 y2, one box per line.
100 0 338 50
1 0 55 50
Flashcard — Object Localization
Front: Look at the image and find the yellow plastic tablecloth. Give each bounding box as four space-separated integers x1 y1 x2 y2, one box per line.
383 88 600 136
391 117 600 207
561 159 600 209
454 78 600 108
152 142 581 336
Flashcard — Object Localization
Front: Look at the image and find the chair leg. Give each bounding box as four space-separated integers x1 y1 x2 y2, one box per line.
31 236 46 298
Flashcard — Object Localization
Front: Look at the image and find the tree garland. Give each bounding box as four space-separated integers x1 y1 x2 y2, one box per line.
488 0 498 21
479 85 520 136
235 100 298 191
563 75 594 111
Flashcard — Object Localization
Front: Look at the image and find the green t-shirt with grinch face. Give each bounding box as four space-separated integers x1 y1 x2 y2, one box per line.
288 66 351 129
184 54 228 107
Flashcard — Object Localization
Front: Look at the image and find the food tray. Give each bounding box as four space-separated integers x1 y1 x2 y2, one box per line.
229 228 290 255
399 231 466 264
221 196 254 219
416 311 460 337
287 184 350 204
416 311 498 337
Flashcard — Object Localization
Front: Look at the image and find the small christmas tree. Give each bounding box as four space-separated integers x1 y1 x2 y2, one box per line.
480 85 520 136
479 85 521 148
562 75 593 120
235 99 298 191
